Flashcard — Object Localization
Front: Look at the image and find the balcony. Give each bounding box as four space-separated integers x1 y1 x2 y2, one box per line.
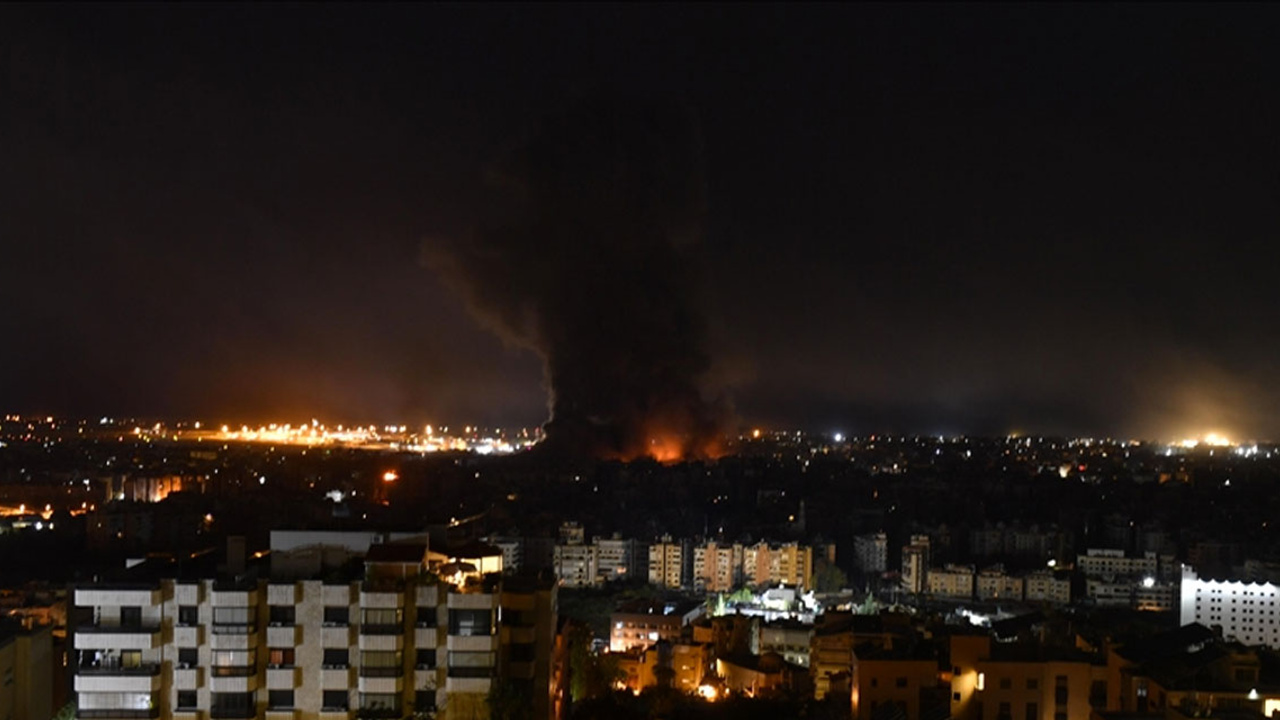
359 624 402 635
414 627 438 648
210 672 258 693
74 624 162 650
266 666 300 688
321 666 355 688
75 665 163 693
77 710 161 719
358 633 403 653
210 708 256 720
75 585 161 608
211 622 257 635
321 625 355 647
358 666 403 678
447 665 496 679
354 708 403 719
173 624 203 647
266 624 300 646
358 674 403 695
446 634 497 652
210 579 258 608
173 666 202 690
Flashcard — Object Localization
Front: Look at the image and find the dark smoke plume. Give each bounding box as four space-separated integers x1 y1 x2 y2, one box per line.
425 93 728 460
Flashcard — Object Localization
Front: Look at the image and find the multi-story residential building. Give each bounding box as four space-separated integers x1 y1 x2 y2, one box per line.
691 542 744 592
759 620 813 668
1180 566 1280 649
1022 570 1071 605
648 537 688 590
928 565 974 599
72 541 560 720
851 646 939 720
608 602 697 653
552 543 597 589
593 535 641 584
1077 549 1157 579
0 619 52 720
901 543 928 595
852 533 887 575
976 566 1023 602
949 633 1106 720
743 542 813 591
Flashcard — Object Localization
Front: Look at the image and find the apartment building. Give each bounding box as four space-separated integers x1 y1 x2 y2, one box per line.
691 542 744 592
648 537 688 590
949 634 1106 720
1023 571 1071 606
976 567 1024 602
72 542 560 720
1180 566 1280 649
742 542 814 591
852 533 887 575
928 565 974 599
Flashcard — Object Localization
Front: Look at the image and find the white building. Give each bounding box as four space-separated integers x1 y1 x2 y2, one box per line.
901 541 929 595
1181 566 1280 649
594 535 641 584
553 543 598 588
1023 570 1071 605
72 545 562 720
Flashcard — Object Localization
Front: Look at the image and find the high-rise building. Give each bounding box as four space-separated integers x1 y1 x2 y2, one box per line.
1180 566 1280 649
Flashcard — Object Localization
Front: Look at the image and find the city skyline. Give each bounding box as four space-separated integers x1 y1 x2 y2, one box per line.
4 5 1280 442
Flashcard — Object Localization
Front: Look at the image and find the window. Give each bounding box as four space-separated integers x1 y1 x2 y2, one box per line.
322 690 349 710
997 702 1012 720
416 649 437 669
120 606 142 627
1025 702 1038 720
178 605 198 626
871 677 878 688
212 606 254 633
268 689 294 709
324 606 350 626
177 691 197 709
510 643 536 662
449 609 494 636
360 693 400 713
178 647 198 668
1055 675 1069 706
896 676 908 688
212 650 255 676
268 648 295 667
416 606 438 627
269 606 295 626
447 651 496 678
211 691 254 716
361 650 402 676
323 648 349 667
362 608 402 628
1027 678 1038 690
415 690 436 712
1000 677 1012 690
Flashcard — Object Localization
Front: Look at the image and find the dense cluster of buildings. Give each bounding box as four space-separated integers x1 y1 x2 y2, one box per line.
492 523 819 593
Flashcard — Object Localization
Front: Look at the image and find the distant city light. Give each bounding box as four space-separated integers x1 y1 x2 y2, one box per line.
382 471 398 483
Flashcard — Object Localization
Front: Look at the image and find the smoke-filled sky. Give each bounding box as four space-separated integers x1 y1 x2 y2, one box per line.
3 4 1280 441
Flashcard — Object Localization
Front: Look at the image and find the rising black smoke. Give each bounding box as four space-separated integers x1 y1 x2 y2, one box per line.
424 93 728 460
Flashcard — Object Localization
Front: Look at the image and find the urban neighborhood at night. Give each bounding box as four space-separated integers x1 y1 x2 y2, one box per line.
4 4 1280 720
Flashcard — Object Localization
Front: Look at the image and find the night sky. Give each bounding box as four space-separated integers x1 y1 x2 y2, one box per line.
3 4 1279 441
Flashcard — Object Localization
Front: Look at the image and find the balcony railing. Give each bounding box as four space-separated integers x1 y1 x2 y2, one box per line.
76 710 160 719
211 666 256 677
210 708 256 719
212 623 257 635
359 624 402 635
77 663 161 676
447 666 496 678
76 624 161 634
355 708 403 719
358 666 403 678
